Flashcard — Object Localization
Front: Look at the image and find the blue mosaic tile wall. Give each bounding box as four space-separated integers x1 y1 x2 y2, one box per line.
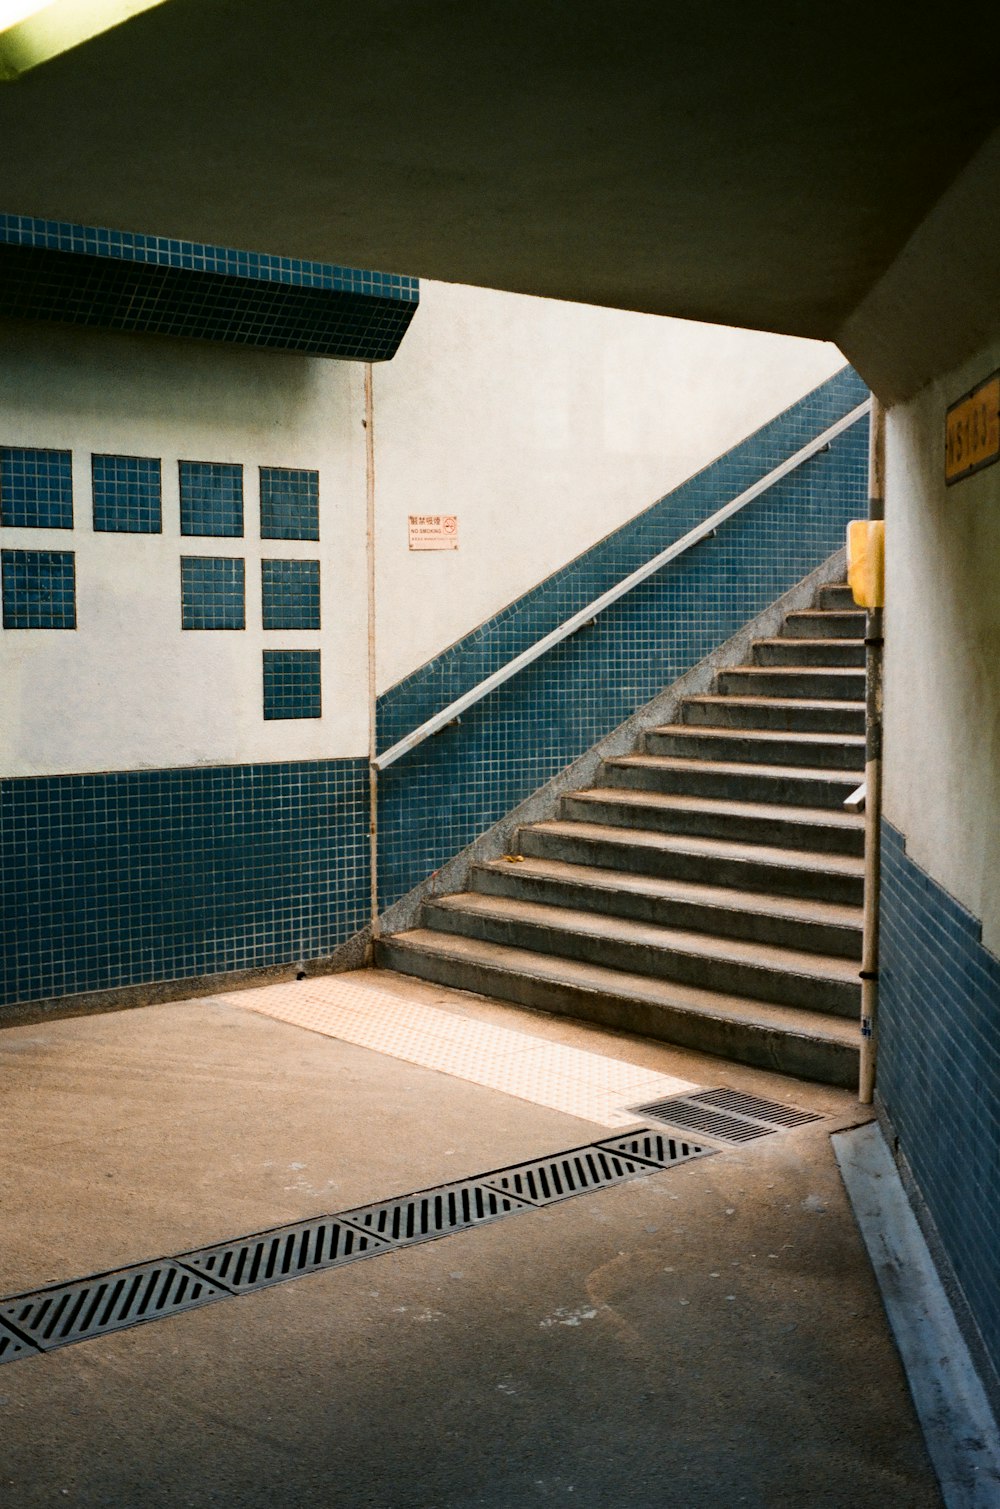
179 461 244 538
1 548 76 629
92 454 162 533
878 821 1000 1375
0 446 73 529
262 558 321 630
376 366 869 909
263 650 322 720
260 467 320 541
181 556 246 631
0 760 370 1008
0 214 418 361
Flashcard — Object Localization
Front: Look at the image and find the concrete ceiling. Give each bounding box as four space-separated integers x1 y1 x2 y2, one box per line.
1 1 997 395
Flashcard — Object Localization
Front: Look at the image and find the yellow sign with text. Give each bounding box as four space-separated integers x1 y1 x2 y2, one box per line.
945 373 1000 484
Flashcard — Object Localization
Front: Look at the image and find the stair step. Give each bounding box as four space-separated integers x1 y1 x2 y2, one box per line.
425 893 860 1015
783 609 866 640
560 788 865 856
682 694 865 734
716 666 866 701
752 636 865 668
473 857 863 957
818 584 859 611
375 931 859 1088
644 723 866 771
602 754 860 808
518 819 865 904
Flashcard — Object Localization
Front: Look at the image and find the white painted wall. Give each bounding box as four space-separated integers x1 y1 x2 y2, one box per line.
1 283 843 780
883 336 1000 954
372 279 844 690
0 322 370 776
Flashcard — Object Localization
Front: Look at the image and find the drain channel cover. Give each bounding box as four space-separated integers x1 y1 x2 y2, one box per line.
342 1179 531 1247
182 1215 387 1292
0 1317 40 1366
596 1130 712 1168
630 1089 824 1145
692 1088 823 1128
482 1144 659 1206
1 1262 227 1352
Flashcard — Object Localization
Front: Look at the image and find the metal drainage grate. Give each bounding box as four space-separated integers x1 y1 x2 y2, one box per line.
342 1179 531 1247
482 1143 664 1206
596 1129 712 1169
0 1127 703 1366
182 1215 387 1291
630 1089 824 1145
0 1317 39 1363
692 1088 823 1129
1 1261 227 1353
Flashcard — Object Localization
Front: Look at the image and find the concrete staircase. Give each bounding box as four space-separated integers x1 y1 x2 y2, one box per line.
377 583 866 1088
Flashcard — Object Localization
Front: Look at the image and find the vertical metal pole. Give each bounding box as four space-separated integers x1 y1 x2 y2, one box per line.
364 363 380 959
859 397 885 1103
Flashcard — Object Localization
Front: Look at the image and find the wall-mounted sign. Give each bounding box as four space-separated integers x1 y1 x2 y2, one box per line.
945 372 1000 485
408 514 458 550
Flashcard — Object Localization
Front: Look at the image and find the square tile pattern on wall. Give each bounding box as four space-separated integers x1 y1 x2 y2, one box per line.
0 446 73 530
92 454 162 533
263 648 322 719
181 555 246 630
261 558 321 630
1 548 76 629
179 461 244 538
260 467 320 541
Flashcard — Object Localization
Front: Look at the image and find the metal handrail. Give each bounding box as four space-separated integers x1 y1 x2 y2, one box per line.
374 398 871 771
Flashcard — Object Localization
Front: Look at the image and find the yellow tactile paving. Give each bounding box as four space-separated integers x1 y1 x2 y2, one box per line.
216 973 696 1127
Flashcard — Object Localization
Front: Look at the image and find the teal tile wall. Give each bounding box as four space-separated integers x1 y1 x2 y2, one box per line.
0 760 370 1008
1 548 76 629
0 215 418 361
376 366 870 910
878 821 1000 1376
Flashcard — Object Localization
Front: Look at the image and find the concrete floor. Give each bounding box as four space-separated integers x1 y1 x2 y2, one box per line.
0 973 941 1508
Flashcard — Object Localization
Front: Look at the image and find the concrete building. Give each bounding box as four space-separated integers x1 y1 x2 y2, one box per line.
1 0 998 1439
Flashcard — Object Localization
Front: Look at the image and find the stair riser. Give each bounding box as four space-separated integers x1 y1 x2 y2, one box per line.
643 729 865 771
518 828 864 904
682 699 864 734
753 640 865 667
375 937 859 1089
716 669 865 700
469 866 864 958
423 904 860 1016
601 761 859 809
783 612 865 640
559 795 865 856
818 585 859 611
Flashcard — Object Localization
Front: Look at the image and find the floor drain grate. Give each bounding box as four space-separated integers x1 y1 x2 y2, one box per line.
0 1127 710 1366
1 1261 228 1353
596 1130 712 1169
342 1179 531 1247
629 1089 824 1145
692 1088 823 1128
481 1142 683 1206
0 1317 39 1363
182 1215 387 1291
